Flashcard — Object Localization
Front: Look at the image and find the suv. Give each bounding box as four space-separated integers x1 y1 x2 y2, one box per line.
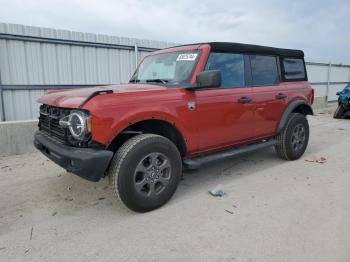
34 42 314 212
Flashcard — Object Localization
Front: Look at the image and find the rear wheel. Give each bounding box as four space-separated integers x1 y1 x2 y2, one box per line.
334 104 345 119
275 113 309 160
108 134 182 212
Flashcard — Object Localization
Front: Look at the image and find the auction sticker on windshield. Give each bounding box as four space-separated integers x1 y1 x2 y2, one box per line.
176 53 198 61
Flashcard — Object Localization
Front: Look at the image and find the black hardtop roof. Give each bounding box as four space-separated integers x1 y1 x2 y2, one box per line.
175 42 304 58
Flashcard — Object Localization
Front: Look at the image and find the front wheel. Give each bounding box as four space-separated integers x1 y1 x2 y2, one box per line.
275 113 310 160
108 134 182 212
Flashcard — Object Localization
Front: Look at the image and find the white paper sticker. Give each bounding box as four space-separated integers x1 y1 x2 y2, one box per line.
176 53 198 61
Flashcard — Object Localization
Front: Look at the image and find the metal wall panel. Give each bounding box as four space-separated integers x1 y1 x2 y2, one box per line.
0 23 176 121
306 62 350 99
25 41 44 84
306 64 329 83
330 66 350 82
310 84 327 98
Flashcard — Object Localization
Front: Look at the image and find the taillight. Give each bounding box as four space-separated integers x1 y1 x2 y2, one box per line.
310 88 314 104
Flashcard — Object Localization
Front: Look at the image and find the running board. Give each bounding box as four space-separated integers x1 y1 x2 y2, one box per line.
183 139 277 170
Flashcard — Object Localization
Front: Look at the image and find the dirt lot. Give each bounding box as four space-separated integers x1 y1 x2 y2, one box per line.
0 111 350 262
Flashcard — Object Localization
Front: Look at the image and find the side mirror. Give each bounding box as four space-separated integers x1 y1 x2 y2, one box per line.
195 70 221 89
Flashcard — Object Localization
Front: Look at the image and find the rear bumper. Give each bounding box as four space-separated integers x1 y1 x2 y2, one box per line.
34 131 113 182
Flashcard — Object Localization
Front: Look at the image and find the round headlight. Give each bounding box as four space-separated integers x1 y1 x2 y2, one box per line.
67 111 90 140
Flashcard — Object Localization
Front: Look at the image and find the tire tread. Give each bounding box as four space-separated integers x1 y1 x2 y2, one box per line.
108 134 164 210
275 113 309 161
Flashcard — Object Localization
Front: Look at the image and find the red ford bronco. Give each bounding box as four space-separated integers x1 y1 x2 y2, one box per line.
34 42 314 212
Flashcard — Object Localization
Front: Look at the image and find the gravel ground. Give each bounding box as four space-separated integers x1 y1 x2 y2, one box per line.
0 111 350 262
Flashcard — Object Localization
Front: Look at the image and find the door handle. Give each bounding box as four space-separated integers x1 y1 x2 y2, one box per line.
275 93 288 100
238 97 252 104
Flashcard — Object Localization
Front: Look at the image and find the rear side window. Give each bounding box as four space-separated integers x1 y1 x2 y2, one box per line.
282 58 306 80
205 53 245 88
250 55 279 86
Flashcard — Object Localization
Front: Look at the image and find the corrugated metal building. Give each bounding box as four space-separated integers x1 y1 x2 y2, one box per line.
0 23 176 121
0 23 349 121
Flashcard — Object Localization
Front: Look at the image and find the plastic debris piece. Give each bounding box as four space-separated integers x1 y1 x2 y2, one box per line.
316 157 327 164
30 226 33 240
209 184 225 197
305 156 327 164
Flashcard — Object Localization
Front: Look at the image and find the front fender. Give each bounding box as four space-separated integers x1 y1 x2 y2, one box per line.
109 111 190 144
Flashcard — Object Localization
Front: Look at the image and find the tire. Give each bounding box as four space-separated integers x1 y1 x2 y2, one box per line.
275 113 309 161
108 134 182 212
334 105 345 119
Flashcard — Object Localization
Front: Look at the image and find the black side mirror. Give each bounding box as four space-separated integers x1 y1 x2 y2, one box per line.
196 70 221 89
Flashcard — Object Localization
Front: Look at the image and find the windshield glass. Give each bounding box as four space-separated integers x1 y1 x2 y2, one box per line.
130 51 200 85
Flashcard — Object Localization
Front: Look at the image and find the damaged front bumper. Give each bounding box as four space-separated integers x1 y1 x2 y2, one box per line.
33 131 113 182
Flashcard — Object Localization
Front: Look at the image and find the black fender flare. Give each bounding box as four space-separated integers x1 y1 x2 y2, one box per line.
277 100 313 134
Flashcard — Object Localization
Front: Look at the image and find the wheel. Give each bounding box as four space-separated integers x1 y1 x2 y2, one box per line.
275 113 309 160
334 104 345 119
108 134 182 212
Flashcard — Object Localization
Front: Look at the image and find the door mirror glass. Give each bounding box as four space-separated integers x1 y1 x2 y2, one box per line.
195 70 221 88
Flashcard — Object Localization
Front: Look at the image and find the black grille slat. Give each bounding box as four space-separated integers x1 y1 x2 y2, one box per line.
39 105 70 144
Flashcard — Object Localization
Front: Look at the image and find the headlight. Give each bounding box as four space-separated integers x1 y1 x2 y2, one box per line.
59 110 91 141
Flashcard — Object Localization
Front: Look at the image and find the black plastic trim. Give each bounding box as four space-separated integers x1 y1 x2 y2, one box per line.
277 100 313 134
79 90 113 108
183 139 277 169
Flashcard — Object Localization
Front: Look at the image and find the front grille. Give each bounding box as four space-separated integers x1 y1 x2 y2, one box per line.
38 105 71 144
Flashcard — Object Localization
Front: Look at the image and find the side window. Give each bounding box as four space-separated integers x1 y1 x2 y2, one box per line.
282 58 306 80
205 53 245 88
250 55 279 86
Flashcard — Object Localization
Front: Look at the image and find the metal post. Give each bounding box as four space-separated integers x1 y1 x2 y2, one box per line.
134 43 139 69
0 68 5 122
326 62 331 104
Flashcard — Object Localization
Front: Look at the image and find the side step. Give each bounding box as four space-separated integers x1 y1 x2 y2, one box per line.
183 139 277 170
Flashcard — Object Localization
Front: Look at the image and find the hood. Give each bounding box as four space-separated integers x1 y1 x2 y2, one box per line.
37 84 167 108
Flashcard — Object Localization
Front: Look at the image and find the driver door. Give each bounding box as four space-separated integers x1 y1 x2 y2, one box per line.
193 53 255 153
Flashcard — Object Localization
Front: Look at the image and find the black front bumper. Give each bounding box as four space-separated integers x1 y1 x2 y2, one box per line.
34 131 113 182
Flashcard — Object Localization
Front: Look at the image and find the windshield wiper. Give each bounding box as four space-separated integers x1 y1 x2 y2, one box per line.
145 79 169 84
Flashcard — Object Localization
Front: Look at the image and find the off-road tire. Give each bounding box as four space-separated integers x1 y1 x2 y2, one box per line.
334 104 345 119
275 113 309 160
108 134 182 212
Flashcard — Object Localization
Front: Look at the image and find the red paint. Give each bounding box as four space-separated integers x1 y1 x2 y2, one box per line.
38 44 314 158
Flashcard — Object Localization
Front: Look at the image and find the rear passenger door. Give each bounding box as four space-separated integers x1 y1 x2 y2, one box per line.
194 53 255 152
248 55 287 138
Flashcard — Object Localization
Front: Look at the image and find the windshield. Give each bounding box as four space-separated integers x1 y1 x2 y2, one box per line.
130 51 201 85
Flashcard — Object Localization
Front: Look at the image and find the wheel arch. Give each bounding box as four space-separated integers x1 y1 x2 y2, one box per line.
277 100 313 134
107 118 188 157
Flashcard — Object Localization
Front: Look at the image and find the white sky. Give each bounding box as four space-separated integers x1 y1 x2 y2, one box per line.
0 0 349 63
